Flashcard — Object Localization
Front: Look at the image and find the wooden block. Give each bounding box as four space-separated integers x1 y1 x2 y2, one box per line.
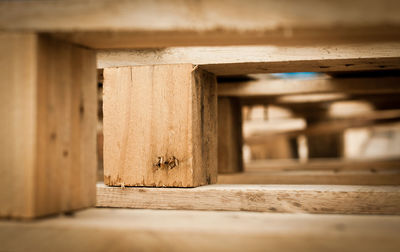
1 208 400 252
103 64 217 187
218 98 243 173
307 133 344 158
96 183 400 214
0 32 97 218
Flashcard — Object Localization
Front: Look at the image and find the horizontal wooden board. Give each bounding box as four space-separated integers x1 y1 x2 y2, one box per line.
1 1 400 48
245 159 400 172
1 208 400 252
218 76 400 97
218 170 400 185
96 183 400 214
97 44 400 75
244 111 400 142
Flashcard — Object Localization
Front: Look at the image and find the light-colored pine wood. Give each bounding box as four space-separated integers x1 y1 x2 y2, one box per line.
103 64 217 187
1 208 400 252
96 183 400 214
0 32 97 218
218 98 243 174
1 0 400 48
218 75 400 97
97 44 400 75
218 170 400 185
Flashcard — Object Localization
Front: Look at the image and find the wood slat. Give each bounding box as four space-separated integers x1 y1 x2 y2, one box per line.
246 159 400 172
218 170 400 185
244 111 400 143
98 44 400 75
96 183 400 214
1 208 400 252
1 0 400 48
218 75 400 97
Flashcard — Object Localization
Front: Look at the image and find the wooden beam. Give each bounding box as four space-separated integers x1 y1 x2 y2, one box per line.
246 159 400 172
244 110 400 144
218 98 243 174
218 170 400 185
98 44 400 75
103 65 217 187
219 76 400 97
96 183 400 214
0 32 97 218
1 1 400 48
1 208 400 252
300 110 400 136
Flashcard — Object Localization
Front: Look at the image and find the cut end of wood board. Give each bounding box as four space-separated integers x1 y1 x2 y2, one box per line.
103 64 217 187
0 32 97 219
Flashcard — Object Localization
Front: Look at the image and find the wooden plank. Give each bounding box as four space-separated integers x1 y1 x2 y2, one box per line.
96 183 400 214
1 0 400 48
98 44 400 75
218 170 400 185
244 111 400 144
218 75 400 97
103 65 217 187
1 208 400 252
218 98 243 173
246 158 400 172
0 32 97 218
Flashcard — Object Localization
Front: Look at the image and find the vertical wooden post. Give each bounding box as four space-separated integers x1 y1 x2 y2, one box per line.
0 32 97 218
307 133 344 158
218 98 243 173
103 64 217 187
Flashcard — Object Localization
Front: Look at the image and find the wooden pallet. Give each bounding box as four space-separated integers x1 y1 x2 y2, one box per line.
1 2 400 251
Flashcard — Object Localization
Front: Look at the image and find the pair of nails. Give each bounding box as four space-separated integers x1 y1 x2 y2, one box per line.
154 156 179 169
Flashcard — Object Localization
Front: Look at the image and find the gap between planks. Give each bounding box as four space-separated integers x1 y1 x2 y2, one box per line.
96 183 400 215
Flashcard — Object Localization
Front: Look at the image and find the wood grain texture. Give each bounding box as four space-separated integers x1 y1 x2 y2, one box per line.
96 183 400 214
218 98 243 173
218 170 400 185
98 44 400 75
1 208 400 252
218 75 400 97
1 0 400 48
0 32 97 218
103 64 217 187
